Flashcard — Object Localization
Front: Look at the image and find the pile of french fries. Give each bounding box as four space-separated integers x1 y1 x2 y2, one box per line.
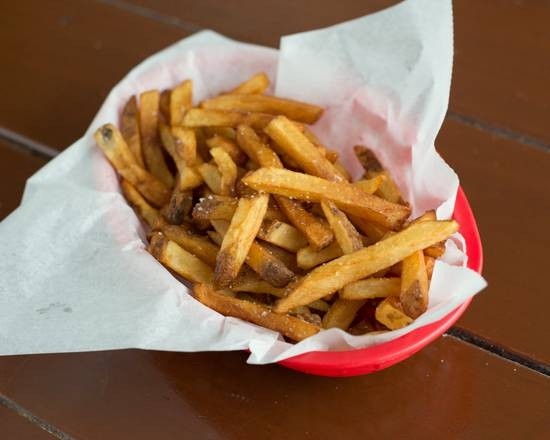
95 72 458 342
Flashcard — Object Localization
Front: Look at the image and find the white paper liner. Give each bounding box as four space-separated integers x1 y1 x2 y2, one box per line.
0 0 486 364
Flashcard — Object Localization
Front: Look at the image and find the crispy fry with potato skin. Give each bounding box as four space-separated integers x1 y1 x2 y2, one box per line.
236 124 334 249
321 201 363 254
274 220 458 313
400 250 429 318
210 147 238 196
212 220 295 287
265 116 342 181
170 79 193 126
120 96 144 167
94 124 170 207
197 163 223 194
375 296 413 330
139 90 174 188
322 298 367 330
183 109 273 129
242 167 410 230
148 232 214 284
341 277 401 300
120 179 164 229
160 223 219 267
202 94 323 124
193 284 320 342
161 186 193 225
214 195 269 288
230 72 270 94
192 195 238 221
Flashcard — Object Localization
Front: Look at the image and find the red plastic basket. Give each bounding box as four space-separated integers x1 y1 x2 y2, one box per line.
278 186 483 376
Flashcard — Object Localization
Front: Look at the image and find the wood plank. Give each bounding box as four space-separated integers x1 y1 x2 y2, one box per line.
127 0 550 143
0 140 46 221
0 405 54 440
0 0 190 150
0 339 547 439
437 118 550 363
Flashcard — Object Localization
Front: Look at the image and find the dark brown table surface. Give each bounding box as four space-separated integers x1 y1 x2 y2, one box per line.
1 1 549 438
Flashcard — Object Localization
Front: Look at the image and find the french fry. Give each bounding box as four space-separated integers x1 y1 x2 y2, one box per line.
296 241 342 270
206 135 247 166
149 232 214 284
349 214 388 242
321 201 363 254
322 298 367 330
211 220 295 288
159 89 171 124
259 242 299 273
425 255 435 280
161 186 193 225
171 126 197 166
183 109 273 129
257 220 308 252
170 79 193 126
400 250 429 318
353 175 386 194
120 179 163 229
193 284 320 342
197 162 223 194
341 277 401 300
409 210 446 258
120 96 144 167
210 147 238 196
265 116 342 181
214 195 269 287
202 94 323 124
94 124 170 207
160 223 219 267
236 124 334 249
230 72 270 94
298 124 339 163
375 296 413 330
242 167 410 230
203 126 236 140
274 220 458 313
354 145 405 204
192 195 238 221
139 90 174 187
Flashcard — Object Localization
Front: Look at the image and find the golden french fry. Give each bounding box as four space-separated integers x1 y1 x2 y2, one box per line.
139 90 174 187
375 296 413 330
349 214 388 242
236 124 334 250
170 79 193 126
341 277 401 300
203 126 236 140
120 179 164 229
243 167 411 230
161 186 193 225
409 210 446 258
400 250 429 318
159 89 171 124
160 223 219 267
171 126 197 166
425 255 435 279
257 220 308 252
354 145 405 204
193 284 320 342
353 175 386 194
265 116 342 181
94 124 170 207
298 124 339 163
274 220 458 313
259 242 299 273
296 241 342 270
214 195 269 287
230 72 270 94
197 163 223 194
210 147 238 196
322 298 367 330
120 96 144 167
202 94 323 124
149 232 214 284
212 220 295 288
183 108 273 129
192 195 238 221
321 201 363 254
206 135 247 166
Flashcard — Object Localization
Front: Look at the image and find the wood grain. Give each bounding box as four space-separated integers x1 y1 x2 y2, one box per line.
0 338 547 439
0 405 54 440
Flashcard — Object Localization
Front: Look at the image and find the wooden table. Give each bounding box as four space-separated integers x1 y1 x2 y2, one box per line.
1 1 549 438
